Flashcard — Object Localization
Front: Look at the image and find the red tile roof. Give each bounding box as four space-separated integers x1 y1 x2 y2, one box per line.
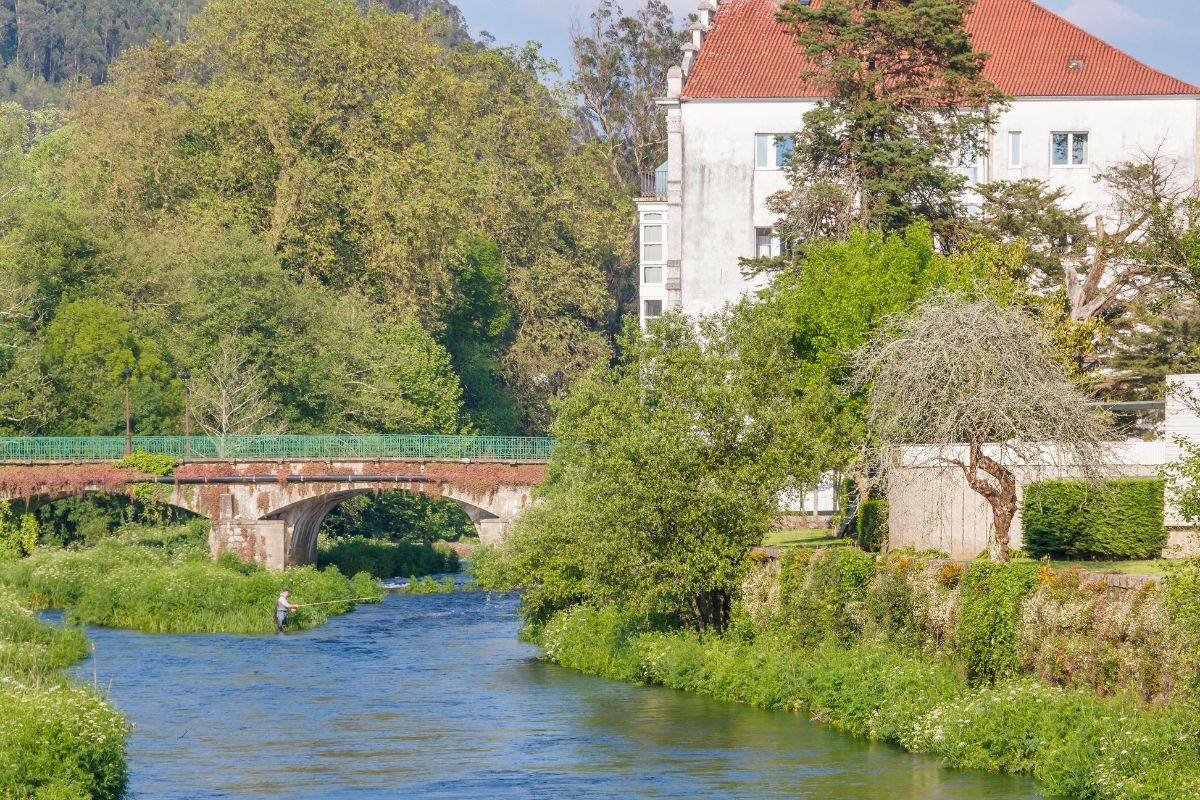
683 0 1200 99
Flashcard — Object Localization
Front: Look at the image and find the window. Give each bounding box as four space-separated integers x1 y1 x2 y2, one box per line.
1051 132 1088 166
641 214 665 268
955 143 986 187
755 227 782 258
644 299 663 320
1008 131 1022 168
755 134 795 169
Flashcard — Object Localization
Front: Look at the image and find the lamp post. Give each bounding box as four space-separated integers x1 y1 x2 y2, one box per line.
181 369 191 462
122 367 133 457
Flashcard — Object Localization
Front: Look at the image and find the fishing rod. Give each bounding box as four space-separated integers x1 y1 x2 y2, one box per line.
290 597 380 608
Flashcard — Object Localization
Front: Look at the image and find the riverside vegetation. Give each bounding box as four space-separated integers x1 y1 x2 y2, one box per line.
0 586 126 799
518 549 1200 800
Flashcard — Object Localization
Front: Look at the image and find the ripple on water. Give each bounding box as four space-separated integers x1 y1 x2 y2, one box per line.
60 589 1044 800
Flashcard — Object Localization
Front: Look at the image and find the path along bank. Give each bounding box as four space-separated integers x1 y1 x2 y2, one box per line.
531 548 1200 800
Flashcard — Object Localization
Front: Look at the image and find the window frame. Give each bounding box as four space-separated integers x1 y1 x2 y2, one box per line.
754 227 783 259
1008 130 1022 169
643 299 664 321
754 134 795 170
639 211 666 282
1050 131 1089 168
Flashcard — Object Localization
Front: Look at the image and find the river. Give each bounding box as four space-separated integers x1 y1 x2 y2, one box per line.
60 586 1043 799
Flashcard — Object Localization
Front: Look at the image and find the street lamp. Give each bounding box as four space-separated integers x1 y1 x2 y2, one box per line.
181 369 191 462
121 367 133 457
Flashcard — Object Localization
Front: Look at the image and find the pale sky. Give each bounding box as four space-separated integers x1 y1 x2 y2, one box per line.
453 0 1200 88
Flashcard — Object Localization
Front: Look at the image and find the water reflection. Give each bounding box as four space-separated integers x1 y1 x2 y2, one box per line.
60 590 1042 799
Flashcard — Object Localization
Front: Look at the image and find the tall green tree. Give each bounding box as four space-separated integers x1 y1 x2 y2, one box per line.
488 311 809 632
50 0 629 432
770 0 1006 249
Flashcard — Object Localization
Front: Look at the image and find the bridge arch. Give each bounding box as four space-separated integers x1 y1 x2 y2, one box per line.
261 487 504 567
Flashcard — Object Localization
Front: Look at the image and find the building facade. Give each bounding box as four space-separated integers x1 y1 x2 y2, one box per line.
636 0 1200 324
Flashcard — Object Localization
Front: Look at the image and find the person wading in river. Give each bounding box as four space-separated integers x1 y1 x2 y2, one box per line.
275 588 298 633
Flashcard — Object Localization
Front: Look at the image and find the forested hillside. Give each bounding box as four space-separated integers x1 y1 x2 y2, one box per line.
0 0 474 106
0 0 633 437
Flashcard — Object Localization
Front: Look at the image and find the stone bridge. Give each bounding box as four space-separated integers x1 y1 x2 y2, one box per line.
0 435 551 570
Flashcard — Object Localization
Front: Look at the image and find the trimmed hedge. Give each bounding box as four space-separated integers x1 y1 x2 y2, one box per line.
857 499 888 552
1022 478 1166 560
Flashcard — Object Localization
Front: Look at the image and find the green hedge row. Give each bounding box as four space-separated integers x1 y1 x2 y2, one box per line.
1022 478 1166 560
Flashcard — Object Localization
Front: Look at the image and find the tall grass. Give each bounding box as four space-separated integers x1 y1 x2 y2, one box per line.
0 586 127 800
316 535 459 579
0 523 383 635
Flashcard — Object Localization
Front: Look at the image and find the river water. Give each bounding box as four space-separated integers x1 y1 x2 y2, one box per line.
61 587 1042 799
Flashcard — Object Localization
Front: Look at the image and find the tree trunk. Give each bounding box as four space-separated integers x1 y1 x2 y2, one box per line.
961 441 1018 562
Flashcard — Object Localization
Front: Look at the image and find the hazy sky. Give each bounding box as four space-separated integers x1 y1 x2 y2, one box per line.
453 0 1200 88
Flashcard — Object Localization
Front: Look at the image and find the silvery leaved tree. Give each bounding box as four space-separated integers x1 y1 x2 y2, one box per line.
853 292 1114 561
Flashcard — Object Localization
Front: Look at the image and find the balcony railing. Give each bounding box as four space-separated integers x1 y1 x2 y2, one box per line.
639 162 668 199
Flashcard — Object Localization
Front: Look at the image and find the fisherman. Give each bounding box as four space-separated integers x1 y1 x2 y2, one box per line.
275 587 298 633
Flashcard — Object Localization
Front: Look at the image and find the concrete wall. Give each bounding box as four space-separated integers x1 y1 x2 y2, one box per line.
887 441 1166 559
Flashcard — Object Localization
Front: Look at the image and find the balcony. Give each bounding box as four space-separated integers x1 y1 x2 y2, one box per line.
638 161 668 200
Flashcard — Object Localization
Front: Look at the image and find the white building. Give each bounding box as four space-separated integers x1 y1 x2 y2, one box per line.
636 0 1200 324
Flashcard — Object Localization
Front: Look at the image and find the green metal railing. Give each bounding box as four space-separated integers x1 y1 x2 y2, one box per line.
0 435 555 463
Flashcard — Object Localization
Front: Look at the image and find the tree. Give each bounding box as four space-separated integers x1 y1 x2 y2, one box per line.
853 292 1114 561
53 0 629 432
771 0 1006 248
487 310 807 632
974 150 1200 326
189 337 280 438
571 0 685 187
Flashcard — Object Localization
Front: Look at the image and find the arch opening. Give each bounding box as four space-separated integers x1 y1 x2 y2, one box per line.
266 488 495 567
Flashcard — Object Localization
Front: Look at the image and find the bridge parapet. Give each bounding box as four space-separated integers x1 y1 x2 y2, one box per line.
0 435 554 464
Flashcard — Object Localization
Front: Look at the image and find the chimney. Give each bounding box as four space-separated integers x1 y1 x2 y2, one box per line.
697 1 717 28
667 66 683 99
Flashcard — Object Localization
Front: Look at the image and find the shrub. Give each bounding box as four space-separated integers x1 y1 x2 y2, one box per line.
1023 478 1166 560
956 561 1039 682
856 499 888 552
0 587 128 800
777 547 876 645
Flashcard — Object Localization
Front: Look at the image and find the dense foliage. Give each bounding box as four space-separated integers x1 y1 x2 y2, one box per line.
0 0 632 440
317 535 459 579
1023 478 1167 560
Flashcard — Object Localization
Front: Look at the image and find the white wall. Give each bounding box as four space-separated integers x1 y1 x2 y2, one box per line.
678 98 817 316
669 95 1199 318
887 441 1166 558
993 96 1200 215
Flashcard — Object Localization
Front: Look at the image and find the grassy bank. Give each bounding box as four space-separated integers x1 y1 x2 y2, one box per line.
527 548 1200 800
0 585 127 799
0 522 383 634
541 606 1198 800
317 535 460 579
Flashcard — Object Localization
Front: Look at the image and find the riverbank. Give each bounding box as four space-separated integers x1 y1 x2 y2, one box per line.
0 585 127 799
530 549 1200 800
0 522 384 635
